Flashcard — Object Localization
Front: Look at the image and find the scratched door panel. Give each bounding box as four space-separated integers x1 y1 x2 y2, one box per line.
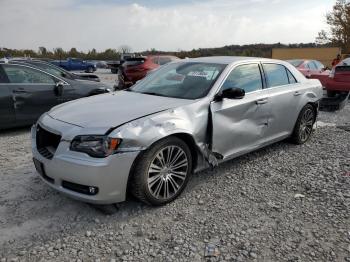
9 83 58 123
211 90 271 159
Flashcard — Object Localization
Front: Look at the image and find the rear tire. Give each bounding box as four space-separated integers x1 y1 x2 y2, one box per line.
86 66 94 73
130 137 192 206
291 104 316 144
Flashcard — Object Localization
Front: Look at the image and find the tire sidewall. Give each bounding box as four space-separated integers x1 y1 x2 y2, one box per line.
293 104 315 144
135 137 192 206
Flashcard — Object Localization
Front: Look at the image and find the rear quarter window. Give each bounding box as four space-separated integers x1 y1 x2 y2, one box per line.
286 69 297 84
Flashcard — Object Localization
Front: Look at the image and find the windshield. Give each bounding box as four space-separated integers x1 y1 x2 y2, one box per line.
286 59 304 67
130 62 226 99
30 62 73 79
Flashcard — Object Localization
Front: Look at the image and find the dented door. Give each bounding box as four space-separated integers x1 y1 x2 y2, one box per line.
211 90 270 158
210 63 270 159
2 64 59 124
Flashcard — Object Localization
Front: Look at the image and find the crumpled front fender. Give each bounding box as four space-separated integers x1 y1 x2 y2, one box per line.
108 99 219 168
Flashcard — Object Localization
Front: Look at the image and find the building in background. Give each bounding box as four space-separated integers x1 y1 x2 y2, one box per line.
272 47 341 68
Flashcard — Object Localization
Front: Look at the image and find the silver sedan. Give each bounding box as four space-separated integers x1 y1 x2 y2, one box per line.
31 57 323 206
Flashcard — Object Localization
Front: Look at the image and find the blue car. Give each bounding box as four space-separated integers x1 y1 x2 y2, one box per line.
51 58 96 73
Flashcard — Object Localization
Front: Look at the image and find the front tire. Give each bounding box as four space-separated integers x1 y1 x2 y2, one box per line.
86 66 94 73
291 104 316 144
130 137 192 206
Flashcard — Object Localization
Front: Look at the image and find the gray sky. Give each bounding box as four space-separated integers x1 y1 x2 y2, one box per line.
0 0 333 52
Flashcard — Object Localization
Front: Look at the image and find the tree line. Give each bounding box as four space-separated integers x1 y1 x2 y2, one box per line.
0 43 327 61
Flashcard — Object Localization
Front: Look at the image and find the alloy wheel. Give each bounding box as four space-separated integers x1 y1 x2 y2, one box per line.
147 145 189 200
299 108 314 142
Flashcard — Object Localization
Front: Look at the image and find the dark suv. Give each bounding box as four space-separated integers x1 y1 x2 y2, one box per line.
117 55 178 89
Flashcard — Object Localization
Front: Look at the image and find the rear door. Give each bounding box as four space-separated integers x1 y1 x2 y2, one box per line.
0 65 15 128
2 64 60 124
262 63 302 140
211 63 271 158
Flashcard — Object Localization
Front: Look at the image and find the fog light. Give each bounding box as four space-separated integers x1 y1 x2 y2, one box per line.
89 186 97 195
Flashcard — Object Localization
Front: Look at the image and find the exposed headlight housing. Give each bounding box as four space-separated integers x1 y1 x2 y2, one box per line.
70 135 121 158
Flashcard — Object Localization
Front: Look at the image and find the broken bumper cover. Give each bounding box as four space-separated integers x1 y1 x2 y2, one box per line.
31 125 140 205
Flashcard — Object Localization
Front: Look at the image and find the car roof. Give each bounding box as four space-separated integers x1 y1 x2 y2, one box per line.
0 60 44 67
185 56 272 65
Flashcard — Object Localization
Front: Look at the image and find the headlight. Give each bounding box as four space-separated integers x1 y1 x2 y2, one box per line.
70 135 121 158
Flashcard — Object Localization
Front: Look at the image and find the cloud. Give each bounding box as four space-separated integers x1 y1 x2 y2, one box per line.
0 0 333 52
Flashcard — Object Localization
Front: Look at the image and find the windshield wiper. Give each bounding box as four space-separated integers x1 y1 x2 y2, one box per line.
140 92 167 97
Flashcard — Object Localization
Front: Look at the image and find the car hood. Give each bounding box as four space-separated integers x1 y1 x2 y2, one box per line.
48 91 193 129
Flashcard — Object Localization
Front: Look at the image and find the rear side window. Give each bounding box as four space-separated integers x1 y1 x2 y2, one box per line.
307 62 317 70
314 60 325 70
2 65 55 84
222 64 262 93
263 64 289 88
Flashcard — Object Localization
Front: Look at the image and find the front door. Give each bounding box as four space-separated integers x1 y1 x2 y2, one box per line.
2 64 60 124
211 63 271 159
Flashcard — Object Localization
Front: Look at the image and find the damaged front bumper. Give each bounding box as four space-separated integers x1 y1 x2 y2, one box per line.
31 122 140 204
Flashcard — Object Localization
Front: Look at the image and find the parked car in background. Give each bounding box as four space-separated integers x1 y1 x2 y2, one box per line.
287 59 328 78
51 58 96 73
288 59 350 110
90 60 109 69
0 61 110 129
31 57 322 206
108 53 136 74
8 58 100 82
117 55 179 89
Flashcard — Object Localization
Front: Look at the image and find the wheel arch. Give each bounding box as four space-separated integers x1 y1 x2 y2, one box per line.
125 132 199 197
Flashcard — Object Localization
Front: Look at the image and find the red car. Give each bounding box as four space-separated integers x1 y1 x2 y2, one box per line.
117 55 179 89
288 59 350 110
287 59 328 78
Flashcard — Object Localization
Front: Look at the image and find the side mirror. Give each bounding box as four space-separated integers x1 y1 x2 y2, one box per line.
54 81 64 96
215 87 245 101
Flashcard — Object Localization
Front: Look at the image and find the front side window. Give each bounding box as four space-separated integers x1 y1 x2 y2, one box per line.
222 64 262 93
263 64 289 88
131 62 226 99
3 65 55 84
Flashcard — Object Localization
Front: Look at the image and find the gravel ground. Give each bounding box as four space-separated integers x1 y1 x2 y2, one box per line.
0 72 349 261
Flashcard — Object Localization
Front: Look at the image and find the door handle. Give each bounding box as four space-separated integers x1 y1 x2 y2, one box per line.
294 91 302 96
256 98 268 105
13 89 28 94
